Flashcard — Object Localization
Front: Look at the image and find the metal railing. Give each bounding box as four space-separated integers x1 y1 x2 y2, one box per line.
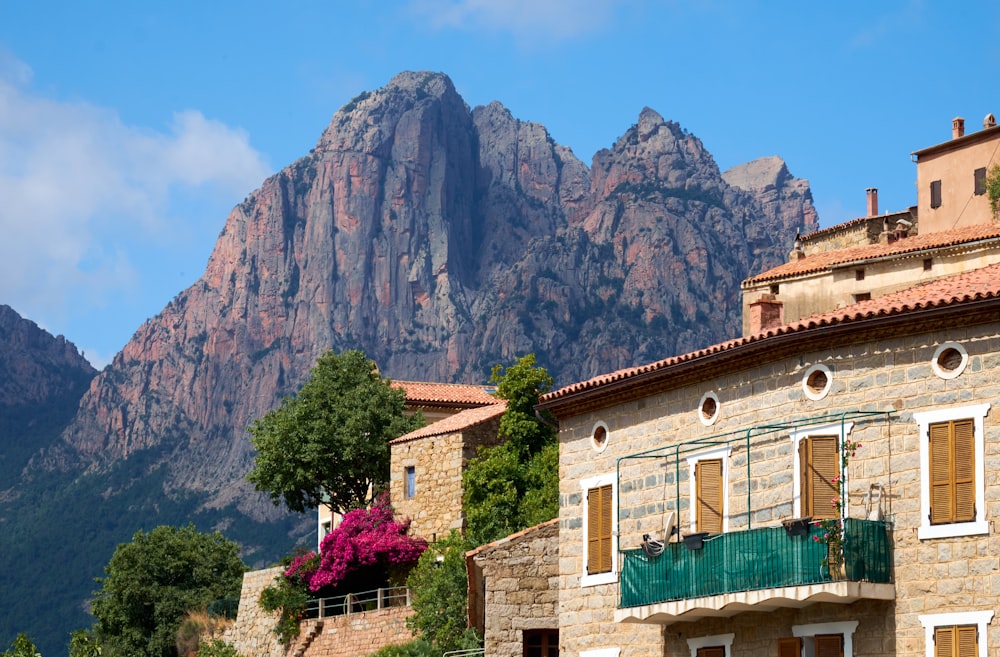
302 586 411 619
620 518 892 608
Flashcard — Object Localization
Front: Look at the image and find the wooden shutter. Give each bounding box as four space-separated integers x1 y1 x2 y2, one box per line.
696 459 724 534
935 625 978 657
815 634 843 657
696 647 725 657
953 420 975 522
974 167 987 196
929 420 975 524
587 485 613 574
777 637 801 657
931 180 942 208
803 436 839 519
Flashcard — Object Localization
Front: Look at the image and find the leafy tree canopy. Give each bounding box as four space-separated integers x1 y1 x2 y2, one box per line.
405 532 481 655
1 634 40 657
247 349 422 515
463 354 558 545
90 525 246 657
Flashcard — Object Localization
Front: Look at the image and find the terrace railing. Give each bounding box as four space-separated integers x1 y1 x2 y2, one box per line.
302 586 411 619
620 518 892 608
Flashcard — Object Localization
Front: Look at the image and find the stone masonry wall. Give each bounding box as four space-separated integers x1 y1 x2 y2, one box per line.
224 567 285 657
558 322 1000 657
224 567 415 657
472 520 559 657
391 417 503 541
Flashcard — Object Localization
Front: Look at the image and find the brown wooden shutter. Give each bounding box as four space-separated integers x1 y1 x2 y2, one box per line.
935 625 977 657
815 634 843 657
696 647 725 657
587 485 613 574
805 436 839 519
696 459 724 534
929 421 953 524
953 420 975 522
777 637 801 657
935 626 954 657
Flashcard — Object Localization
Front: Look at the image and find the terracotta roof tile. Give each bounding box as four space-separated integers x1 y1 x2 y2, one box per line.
390 401 507 444
744 223 1000 285
465 518 559 559
542 262 1000 404
392 380 500 406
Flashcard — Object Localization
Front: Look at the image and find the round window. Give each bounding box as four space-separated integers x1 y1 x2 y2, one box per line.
591 422 610 452
698 391 721 426
802 364 833 401
931 342 968 380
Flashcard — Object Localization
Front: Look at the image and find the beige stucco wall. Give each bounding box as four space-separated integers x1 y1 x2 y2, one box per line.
558 321 1000 657
916 127 1000 233
390 417 503 541
741 243 1000 334
472 521 559 657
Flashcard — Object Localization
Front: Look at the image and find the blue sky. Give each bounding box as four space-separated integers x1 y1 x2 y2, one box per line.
1 1 998 368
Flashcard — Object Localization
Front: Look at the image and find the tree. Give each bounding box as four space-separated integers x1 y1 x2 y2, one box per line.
247 349 422 515
463 354 558 545
405 532 481 654
90 525 246 657
987 164 1000 218
1 634 40 657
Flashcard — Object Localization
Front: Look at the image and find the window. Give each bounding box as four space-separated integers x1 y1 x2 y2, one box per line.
404 466 416 498
790 422 853 520
931 180 942 208
929 419 975 524
915 404 990 539
853 292 871 303
523 629 558 657
855 269 865 281
687 633 734 657
791 621 858 657
931 341 968 380
777 638 801 657
799 436 839 519
919 611 994 657
801 363 833 401
974 167 987 196
924 258 933 271
698 391 721 426
687 446 731 534
591 421 610 452
581 473 617 586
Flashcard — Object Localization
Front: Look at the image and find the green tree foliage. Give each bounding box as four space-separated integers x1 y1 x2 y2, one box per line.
68 630 102 657
0 634 40 657
987 164 1000 217
405 532 481 655
90 525 246 657
247 349 422 515
463 354 558 545
366 638 434 657
196 640 239 657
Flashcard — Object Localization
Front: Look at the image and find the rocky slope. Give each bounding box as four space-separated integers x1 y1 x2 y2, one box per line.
46 71 817 518
0 305 95 488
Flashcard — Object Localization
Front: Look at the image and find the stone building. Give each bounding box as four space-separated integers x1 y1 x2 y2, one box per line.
534 117 1000 657
467 519 560 657
318 381 500 546
390 400 507 541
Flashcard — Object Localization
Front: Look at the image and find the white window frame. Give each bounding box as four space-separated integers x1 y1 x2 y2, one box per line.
918 610 994 657
792 620 859 657
789 421 854 518
914 404 990 540
687 633 734 657
686 445 732 533
580 472 618 587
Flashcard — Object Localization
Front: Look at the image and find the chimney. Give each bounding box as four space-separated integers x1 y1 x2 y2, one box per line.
788 230 805 262
952 117 965 140
748 294 784 334
866 188 878 217
986 113 997 130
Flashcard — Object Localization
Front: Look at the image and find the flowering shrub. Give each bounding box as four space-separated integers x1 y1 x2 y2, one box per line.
812 438 862 572
297 494 427 592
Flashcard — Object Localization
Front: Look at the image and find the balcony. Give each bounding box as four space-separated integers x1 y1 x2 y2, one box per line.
616 519 894 624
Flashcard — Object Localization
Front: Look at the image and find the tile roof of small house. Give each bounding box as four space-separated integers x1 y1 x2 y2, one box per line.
743 222 1000 285
465 517 560 560
541 262 1000 405
390 401 507 444
392 381 500 407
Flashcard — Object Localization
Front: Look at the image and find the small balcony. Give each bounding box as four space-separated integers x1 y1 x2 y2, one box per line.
616 518 894 624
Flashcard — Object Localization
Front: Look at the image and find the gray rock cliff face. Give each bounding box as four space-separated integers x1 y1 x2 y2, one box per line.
50 72 818 516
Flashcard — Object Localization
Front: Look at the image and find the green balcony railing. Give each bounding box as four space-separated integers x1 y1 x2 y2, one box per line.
620 518 892 608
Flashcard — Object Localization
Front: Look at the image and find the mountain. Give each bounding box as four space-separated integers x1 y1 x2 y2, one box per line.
4 71 817 652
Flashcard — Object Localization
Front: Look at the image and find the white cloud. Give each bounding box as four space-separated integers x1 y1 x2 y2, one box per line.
409 0 623 41
0 55 271 342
